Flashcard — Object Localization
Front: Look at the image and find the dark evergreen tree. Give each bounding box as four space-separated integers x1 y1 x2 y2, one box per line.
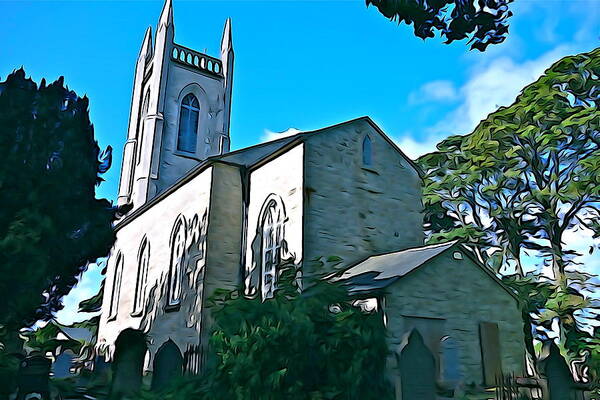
0 68 116 332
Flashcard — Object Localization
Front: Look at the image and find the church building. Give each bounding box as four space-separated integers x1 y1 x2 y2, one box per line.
96 0 526 397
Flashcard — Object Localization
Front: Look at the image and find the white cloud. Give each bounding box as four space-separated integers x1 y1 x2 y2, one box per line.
408 80 458 104
395 46 576 160
431 45 574 138
392 131 445 160
261 127 302 143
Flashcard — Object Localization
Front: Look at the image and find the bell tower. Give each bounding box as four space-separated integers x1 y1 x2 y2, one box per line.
117 0 234 210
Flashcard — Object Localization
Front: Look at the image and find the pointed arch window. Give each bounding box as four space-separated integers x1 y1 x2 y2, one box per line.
108 253 124 320
260 200 286 300
168 218 187 307
132 239 150 315
362 135 372 166
177 94 200 153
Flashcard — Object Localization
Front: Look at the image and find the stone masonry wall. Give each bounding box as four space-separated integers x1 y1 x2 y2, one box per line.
200 162 244 356
303 119 424 276
97 166 213 367
151 63 228 197
383 249 524 394
245 144 304 293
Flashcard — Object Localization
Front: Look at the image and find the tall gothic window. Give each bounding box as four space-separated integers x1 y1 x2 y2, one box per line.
177 94 200 153
362 135 372 166
133 239 150 315
168 218 187 307
108 253 124 319
260 200 285 300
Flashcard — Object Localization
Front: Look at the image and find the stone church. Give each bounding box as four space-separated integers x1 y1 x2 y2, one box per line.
97 0 526 397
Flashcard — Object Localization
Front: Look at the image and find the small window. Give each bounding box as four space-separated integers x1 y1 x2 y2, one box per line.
108 254 124 319
133 239 150 315
168 218 187 307
177 94 200 153
362 135 372 166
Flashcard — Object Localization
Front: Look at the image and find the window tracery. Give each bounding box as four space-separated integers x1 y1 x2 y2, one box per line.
260 200 286 299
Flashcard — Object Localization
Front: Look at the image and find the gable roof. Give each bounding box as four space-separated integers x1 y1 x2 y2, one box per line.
117 116 421 229
332 241 458 292
333 241 518 301
208 116 421 173
208 134 300 167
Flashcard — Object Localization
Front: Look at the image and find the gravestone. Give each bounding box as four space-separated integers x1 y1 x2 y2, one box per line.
400 329 437 400
16 354 51 400
541 342 576 400
110 329 147 400
151 340 183 390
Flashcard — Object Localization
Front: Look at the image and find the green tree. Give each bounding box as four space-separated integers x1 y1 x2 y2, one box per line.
0 69 116 333
366 0 514 51
420 47 600 282
142 261 393 400
418 47 600 364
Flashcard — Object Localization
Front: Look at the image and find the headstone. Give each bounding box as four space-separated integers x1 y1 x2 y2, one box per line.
110 329 147 400
151 340 183 391
400 329 437 400
16 355 51 400
542 342 576 400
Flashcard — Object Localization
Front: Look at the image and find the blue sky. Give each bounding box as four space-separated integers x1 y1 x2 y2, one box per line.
2 0 599 324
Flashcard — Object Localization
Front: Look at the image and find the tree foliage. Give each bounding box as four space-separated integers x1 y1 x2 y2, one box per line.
0 69 116 331
419 47 600 280
142 262 393 400
418 47 600 368
366 0 514 51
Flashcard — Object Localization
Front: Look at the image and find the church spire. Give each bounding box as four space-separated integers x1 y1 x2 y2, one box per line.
220 18 234 80
221 18 233 54
158 0 174 30
220 18 234 152
138 26 153 61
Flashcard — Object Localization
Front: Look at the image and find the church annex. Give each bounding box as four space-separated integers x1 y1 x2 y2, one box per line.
97 0 526 397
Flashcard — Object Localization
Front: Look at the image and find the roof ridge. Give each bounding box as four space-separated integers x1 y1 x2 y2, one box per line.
217 115 373 160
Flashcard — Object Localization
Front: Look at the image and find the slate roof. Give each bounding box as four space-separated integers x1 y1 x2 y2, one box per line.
207 116 420 170
333 241 459 293
118 116 422 229
59 326 95 343
210 133 301 167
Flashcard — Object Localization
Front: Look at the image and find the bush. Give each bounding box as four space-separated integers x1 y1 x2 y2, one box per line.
141 262 393 400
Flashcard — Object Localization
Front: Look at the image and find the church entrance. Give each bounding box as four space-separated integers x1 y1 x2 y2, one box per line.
151 340 184 391
399 329 437 400
110 329 147 400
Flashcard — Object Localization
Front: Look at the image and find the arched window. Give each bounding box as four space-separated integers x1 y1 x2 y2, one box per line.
133 239 150 315
109 253 124 319
260 200 285 300
362 135 372 166
177 94 200 153
168 218 187 307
